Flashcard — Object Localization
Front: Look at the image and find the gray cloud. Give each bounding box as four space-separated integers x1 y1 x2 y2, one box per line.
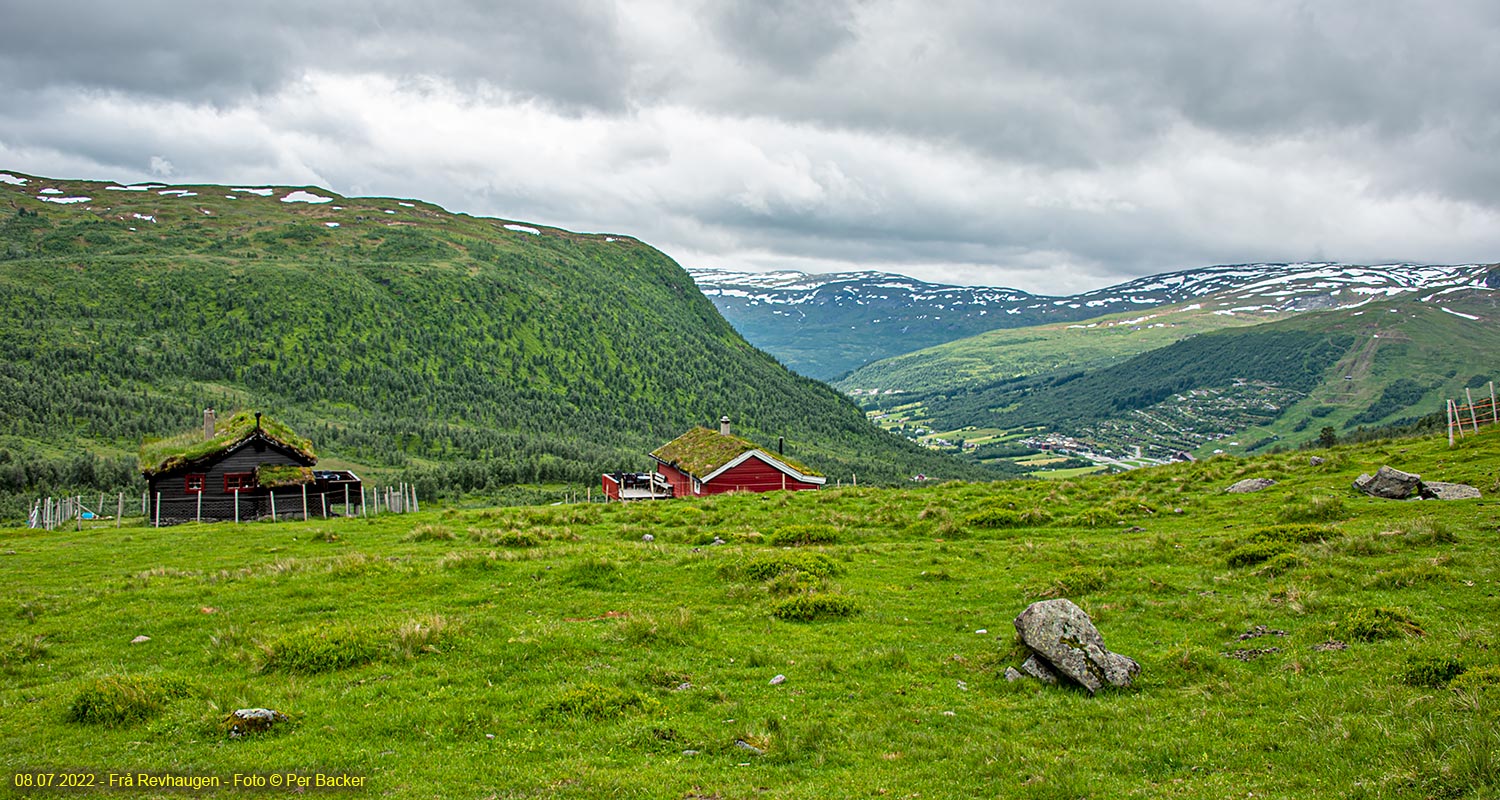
2 0 1498 293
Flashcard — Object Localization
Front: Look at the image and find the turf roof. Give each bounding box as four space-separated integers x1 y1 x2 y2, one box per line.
139 411 316 476
650 426 822 479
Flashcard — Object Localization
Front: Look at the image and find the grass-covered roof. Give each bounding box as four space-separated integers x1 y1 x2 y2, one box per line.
139 411 316 476
650 426 822 479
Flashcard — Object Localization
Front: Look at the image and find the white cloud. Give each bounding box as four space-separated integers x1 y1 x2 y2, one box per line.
2 1 1498 293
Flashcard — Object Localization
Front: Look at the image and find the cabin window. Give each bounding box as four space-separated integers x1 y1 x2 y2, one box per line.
224 473 254 492
184 474 206 494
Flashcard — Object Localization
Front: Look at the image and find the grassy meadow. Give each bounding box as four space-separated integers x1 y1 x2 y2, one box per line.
3 429 1499 798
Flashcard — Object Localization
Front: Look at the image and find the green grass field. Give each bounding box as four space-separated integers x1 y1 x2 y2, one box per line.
3 429 1499 798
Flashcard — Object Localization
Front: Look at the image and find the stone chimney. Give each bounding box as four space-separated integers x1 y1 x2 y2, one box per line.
204 408 216 440
719 415 731 436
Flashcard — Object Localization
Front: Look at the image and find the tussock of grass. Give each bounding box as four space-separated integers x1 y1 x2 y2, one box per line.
1035 566 1110 598
734 552 843 582
770 593 857 621
67 675 189 726
404 523 456 542
1400 516 1457 545
563 558 623 589
1338 607 1424 642
541 684 654 720
257 624 383 674
391 615 452 659
613 608 702 646
1254 552 1301 577
768 523 839 546
1 634 48 668
1399 655 1466 688
1276 494 1347 523
1227 541 1294 568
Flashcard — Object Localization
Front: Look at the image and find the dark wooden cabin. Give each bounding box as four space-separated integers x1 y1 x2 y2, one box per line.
140 409 362 525
601 417 824 501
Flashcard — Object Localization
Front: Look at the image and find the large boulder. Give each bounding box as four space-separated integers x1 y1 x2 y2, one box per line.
1420 481 1481 500
1226 478 1276 494
1013 599 1139 694
1354 466 1421 499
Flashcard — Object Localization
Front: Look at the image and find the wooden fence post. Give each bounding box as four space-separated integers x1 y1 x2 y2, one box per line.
116 493 124 528
234 489 240 524
361 486 367 517
1467 388 1481 434
196 491 202 524
302 485 309 521
271 492 278 523
321 493 327 519
344 484 350 517
154 492 161 527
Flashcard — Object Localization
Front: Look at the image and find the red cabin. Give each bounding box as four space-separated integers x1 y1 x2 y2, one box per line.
601 417 825 501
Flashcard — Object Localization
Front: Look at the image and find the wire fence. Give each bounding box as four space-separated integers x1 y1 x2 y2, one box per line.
1447 380 1498 446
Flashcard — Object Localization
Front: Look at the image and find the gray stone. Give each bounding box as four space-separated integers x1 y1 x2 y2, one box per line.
1420 481 1481 500
710 537 726 546
1355 465 1421 499
1309 456 1325 466
734 739 764 756
1019 654 1059 684
226 708 288 738
1013 599 1140 694
1003 667 1025 682
130 635 151 644
641 533 654 542
1226 478 1276 494
769 674 786 685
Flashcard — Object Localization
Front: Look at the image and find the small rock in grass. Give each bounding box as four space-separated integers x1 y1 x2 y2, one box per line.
1420 481 1481 501
1020 654 1059 685
975 629 988 635
1313 640 1348 652
711 537 726 546
1004 667 1024 682
1310 456 1325 466
682 750 699 756
956 680 968 691
734 739 764 755
1354 466 1421 499
226 708 288 738
641 533 655 542
130 635 151 644
674 682 692 692
1226 478 1276 494
769 674 786 685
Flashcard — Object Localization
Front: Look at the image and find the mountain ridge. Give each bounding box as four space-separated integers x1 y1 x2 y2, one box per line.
691 262 1497 379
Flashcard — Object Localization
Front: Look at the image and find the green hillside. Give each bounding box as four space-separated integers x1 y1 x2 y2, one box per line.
0 173 984 519
857 292 1496 464
835 301 1281 395
3 425 1497 797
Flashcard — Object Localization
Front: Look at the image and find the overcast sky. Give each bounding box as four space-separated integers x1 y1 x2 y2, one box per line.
3 1 1499 293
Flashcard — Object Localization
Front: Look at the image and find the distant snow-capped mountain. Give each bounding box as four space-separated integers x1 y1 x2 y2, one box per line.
689 263 1497 379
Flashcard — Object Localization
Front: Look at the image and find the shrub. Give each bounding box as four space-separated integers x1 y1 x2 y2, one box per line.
771 594 858 621
740 553 842 582
67 675 190 726
541 684 653 720
769 524 839 546
1399 655 1466 688
1227 541 1294 568
258 624 383 673
1338 607 1424 643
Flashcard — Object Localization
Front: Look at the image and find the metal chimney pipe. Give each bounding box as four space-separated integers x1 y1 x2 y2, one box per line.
204 408 216 440
778 436 784 455
719 415 731 436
